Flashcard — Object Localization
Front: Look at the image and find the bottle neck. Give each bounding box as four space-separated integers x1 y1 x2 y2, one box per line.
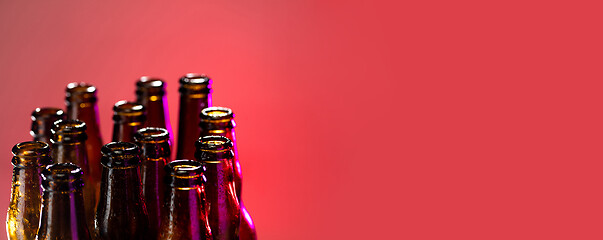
67 101 102 136
37 190 91 239
112 119 142 142
7 164 46 240
140 145 168 234
176 94 211 160
52 142 89 167
161 186 211 239
137 95 169 129
203 159 241 240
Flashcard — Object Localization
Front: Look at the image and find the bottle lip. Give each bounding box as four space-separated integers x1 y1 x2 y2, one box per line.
195 135 233 153
66 82 97 102
166 160 205 179
31 107 64 121
200 106 234 123
136 77 165 96
101 142 141 168
179 73 212 95
42 163 83 182
51 119 88 143
134 127 170 143
113 100 145 116
12 141 50 157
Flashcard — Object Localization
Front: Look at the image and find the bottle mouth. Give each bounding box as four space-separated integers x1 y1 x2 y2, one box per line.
101 142 141 168
113 100 145 116
51 120 87 143
66 82 97 102
179 73 212 95
200 106 234 122
31 107 64 120
12 141 50 157
195 135 233 152
134 127 170 143
166 160 205 178
42 163 84 191
136 77 165 96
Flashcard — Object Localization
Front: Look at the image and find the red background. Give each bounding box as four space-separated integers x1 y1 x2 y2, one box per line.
1 0 602 239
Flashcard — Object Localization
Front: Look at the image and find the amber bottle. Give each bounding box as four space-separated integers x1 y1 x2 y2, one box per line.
30 107 65 145
95 142 149 240
135 77 173 144
200 107 257 240
195 136 240 240
50 119 97 231
134 127 171 239
65 82 103 204
112 100 146 142
159 160 212 240
176 73 212 160
6 141 53 240
36 163 91 240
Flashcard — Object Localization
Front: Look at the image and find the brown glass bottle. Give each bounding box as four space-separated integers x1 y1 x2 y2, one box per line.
6 141 53 240
30 107 65 145
112 100 146 142
65 82 103 205
95 142 149 240
36 163 92 240
50 119 97 231
159 160 212 240
195 136 240 240
135 77 174 145
176 73 212 160
200 107 257 240
134 127 171 239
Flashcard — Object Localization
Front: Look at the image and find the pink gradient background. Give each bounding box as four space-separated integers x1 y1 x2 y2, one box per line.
1 1 603 239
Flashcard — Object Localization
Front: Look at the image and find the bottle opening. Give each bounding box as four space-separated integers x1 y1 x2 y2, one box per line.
136 77 165 97
201 107 233 122
134 127 169 143
42 163 84 191
166 160 206 187
195 135 233 152
32 108 64 120
66 82 97 103
180 73 210 85
66 82 96 94
53 119 87 133
113 100 145 116
12 141 50 157
101 142 141 168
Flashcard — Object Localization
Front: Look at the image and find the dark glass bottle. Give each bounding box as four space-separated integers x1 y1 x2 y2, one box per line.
51 119 97 231
135 77 173 145
195 136 240 240
159 160 212 240
30 107 65 145
176 73 212 160
111 100 146 142
6 141 53 240
95 142 149 240
36 163 92 240
134 127 171 239
65 82 103 205
200 107 257 240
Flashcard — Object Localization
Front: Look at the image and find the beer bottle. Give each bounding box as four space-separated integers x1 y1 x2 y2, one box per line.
112 100 146 142
30 107 65 145
195 136 240 240
36 163 92 240
65 82 103 204
135 77 173 144
200 107 257 240
95 142 149 240
6 141 52 240
134 127 171 239
159 160 212 240
176 73 212 160
50 119 97 231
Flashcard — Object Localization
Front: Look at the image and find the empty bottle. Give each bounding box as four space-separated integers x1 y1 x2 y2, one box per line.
176 73 212 160
134 127 171 239
36 163 92 240
6 141 53 240
159 160 212 240
95 142 149 240
51 119 97 231
111 100 146 142
195 136 240 240
200 107 257 240
135 77 173 145
30 107 65 145
65 82 103 205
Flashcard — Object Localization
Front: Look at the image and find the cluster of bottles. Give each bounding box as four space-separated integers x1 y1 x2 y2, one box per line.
6 74 257 240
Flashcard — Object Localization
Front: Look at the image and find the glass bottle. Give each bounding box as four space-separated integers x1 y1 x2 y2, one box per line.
6 141 53 240
111 100 146 142
200 107 257 240
95 142 149 240
176 73 212 160
51 119 97 231
65 82 103 204
36 163 92 240
30 107 65 145
195 136 240 240
135 77 173 145
134 127 171 239
159 160 212 240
